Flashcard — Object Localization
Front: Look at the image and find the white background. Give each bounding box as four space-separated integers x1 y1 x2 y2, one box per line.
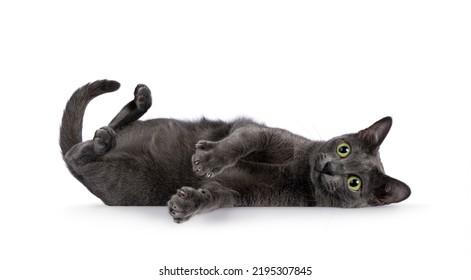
1 1 470 279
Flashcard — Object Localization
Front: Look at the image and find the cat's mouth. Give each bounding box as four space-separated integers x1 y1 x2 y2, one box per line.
312 166 338 193
319 173 338 193
311 153 341 193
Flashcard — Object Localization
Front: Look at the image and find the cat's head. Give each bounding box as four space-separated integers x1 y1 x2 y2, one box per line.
310 116 410 207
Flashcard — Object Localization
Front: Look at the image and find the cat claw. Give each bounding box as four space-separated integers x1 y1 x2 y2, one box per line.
192 140 230 177
177 190 186 198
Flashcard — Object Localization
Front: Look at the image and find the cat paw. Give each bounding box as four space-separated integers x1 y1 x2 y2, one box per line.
134 84 152 111
93 126 116 155
168 187 211 223
192 140 235 177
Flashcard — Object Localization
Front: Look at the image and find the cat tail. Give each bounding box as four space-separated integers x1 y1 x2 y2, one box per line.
60 80 120 156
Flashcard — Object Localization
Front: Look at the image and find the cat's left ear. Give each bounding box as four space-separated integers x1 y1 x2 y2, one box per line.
370 172 411 205
357 116 392 152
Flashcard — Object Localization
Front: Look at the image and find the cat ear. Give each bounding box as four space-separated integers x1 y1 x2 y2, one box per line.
358 116 392 152
371 173 411 205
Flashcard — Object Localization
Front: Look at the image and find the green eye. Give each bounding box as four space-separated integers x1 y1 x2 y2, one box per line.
337 143 351 157
347 176 362 192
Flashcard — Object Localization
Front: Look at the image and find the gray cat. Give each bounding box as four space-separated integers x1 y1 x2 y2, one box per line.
60 80 411 223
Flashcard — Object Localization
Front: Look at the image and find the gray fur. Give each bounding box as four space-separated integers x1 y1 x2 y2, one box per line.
60 80 411 223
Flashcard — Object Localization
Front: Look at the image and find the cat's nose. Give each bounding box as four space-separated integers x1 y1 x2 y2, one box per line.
322 162 342 175
322 162 334 175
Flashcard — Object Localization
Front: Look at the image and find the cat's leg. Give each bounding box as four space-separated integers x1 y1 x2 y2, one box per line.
192 124 264 177
108 84 152 130
66 83 151 167
192 124 300 177
167 182 238 223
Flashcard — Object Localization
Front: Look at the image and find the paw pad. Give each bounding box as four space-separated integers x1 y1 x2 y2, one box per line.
167 187 210 223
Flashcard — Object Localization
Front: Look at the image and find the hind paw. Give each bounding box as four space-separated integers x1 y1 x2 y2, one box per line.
134 84 152 111
93 126 116 155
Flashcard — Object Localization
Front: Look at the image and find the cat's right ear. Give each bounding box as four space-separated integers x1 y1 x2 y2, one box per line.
357 116 393 153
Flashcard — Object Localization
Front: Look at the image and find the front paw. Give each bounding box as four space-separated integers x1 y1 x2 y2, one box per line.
192 140 235 177
168 187 211 223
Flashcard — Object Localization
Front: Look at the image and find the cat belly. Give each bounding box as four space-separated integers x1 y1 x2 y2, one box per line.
83 120 224 206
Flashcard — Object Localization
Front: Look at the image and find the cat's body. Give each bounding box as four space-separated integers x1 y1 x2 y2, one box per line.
60 80 410 223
